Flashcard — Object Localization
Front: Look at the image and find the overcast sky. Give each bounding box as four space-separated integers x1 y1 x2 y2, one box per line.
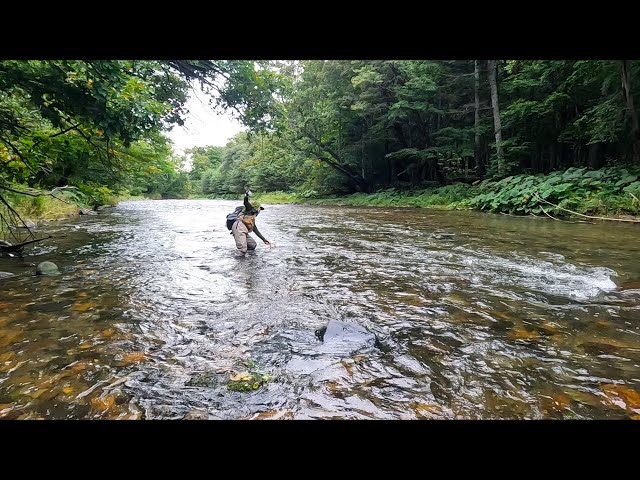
166 85 245 154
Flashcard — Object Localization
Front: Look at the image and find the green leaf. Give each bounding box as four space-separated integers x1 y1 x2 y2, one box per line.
615 175 638 186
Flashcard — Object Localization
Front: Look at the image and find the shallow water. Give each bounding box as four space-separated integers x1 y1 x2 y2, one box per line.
1 200 639 419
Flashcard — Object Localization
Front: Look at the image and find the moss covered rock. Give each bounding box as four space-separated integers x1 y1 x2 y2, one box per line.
36 261 60 276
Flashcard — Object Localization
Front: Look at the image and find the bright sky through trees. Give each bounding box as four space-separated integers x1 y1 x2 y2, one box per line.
167 84 244 154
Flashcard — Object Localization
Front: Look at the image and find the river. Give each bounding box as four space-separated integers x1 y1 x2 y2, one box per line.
1 199 639 419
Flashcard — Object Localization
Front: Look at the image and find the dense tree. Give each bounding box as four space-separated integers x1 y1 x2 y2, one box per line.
0 60 279 230
4 59 640 222
206 60 640 196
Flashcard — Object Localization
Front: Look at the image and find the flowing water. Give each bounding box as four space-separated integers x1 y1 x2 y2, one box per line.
1 199 639 419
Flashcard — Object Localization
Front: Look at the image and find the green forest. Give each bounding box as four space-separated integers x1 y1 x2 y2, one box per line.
2 60 640 231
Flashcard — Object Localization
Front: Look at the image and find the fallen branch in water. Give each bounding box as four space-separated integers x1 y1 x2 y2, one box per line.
533 193 640 223
540 206 563 221
0 235 52 253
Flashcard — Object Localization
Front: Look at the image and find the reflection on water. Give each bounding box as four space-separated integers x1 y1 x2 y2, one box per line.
1 200 639 419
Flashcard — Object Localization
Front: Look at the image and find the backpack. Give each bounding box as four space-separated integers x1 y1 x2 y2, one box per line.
240 214 256 232
226 205 244 230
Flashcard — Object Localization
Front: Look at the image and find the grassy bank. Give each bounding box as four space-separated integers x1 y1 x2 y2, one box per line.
5 191 86 224
1 187 144 232
251 186 473 211
14 166 628 226
249 166 640 220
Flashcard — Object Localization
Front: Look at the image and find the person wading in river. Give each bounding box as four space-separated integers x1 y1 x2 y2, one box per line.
232 190 271 256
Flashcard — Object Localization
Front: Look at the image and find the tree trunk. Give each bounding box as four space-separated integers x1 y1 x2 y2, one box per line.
487 60 503 174
304 132 368 191
474 60 484 177
578 146 584 166
558 143 567 169
389 157 396 185
394 123 408 148
621 60 640 163
588 142 602 169
384 138 391 184
361 138 365 179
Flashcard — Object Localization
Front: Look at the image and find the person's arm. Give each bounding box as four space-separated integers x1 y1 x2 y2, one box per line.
244 193 253 211
252 224 270 244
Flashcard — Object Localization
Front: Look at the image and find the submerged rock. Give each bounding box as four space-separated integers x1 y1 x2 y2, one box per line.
36 261 60 276
183 410 210 420
18 220 37 229
431 232 455 240
314 325 328 341
0 271 15 279
314 320 378 352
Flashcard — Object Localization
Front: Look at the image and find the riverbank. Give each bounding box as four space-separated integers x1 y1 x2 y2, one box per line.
8 166 640 227
250 166 640 222
1 189 142 230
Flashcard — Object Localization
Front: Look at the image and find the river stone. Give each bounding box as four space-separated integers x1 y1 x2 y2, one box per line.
183 409 209 420
0 271 15 279
314 320 377 353
36 261 60 276
79 208 98 215
18 220 37 229
432 232 455 240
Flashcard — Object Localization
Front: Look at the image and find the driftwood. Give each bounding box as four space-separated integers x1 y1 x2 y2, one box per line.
0 235 52 254
533 193 640 223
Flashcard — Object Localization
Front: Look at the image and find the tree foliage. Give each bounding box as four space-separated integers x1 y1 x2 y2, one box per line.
4 59 640 226
204 60 640 197
0 60 278 230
